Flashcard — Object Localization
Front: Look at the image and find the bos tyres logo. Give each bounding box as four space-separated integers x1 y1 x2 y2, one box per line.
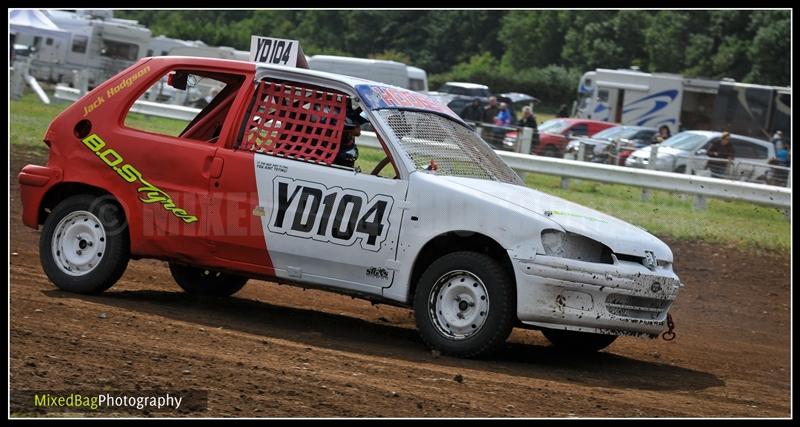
81 134 198 224
269 177 392 252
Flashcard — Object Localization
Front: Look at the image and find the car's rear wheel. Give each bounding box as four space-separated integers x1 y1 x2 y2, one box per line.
413 251 515 358
40 194 129 294
541 328 618 352
168 263 248 297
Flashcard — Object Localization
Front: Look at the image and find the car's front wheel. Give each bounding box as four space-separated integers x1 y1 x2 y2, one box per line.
40 194 130 294
541 328 618 352
168 263 248 297
413 251 515 358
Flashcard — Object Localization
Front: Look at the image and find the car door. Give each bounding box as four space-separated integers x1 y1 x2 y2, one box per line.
216 78 408 295
101 65 244 258
730 138 770 180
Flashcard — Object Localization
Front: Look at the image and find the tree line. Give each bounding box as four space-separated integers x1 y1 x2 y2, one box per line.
118 10 790 109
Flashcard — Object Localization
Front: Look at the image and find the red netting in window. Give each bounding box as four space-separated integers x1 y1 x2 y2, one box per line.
240 81 347 164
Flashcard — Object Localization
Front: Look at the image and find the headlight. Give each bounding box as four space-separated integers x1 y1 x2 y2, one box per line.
540 230 613 264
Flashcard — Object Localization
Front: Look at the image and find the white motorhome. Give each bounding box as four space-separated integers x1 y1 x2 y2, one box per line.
574 69 719 134
308 55 428 92
13 10 152 86
147 35 206 57
574 68 790 139
168 45 250 61
10 10 72 75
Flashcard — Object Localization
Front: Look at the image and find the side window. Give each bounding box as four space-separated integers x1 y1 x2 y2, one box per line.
238 80 349 165
101 40 139 61
731 140 767 159
570 124 588 136
124 69 244 140
409 78 425 91
597 90 609 103
71 35 88 53
237 79 397 177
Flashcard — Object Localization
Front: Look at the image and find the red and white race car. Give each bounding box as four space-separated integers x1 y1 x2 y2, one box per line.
19 56 683 357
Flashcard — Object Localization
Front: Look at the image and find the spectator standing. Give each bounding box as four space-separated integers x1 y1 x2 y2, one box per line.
460 98 483 122
482 96 499 124
494 102 512 126
518 105 538 128
518 105 539 153
707 131 736 177
771 130 785 151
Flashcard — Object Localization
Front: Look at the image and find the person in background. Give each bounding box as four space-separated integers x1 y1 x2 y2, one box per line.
707 131 735 178
494 102 512 127
653 125 671 143
771 130 785 151
518 105 540 152
460 98 483 122
482 96 499 124
518 105 538 129
556 104 569 118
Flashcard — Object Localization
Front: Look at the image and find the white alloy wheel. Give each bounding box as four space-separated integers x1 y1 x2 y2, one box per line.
51 210 107 276
428 270 490 340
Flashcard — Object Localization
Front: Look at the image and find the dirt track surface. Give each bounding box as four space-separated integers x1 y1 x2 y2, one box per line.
10 150 791 417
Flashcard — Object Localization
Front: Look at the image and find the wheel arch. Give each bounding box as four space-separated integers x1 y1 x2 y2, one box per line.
407 230 516 304
38 182 127 226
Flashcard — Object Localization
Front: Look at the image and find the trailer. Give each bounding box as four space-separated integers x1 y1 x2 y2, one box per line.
574 68 790 139
12 10 152 87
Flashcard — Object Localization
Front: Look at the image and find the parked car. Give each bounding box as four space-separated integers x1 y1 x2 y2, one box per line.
564 126 657 163
19 56 683 357
625 131 775 180
518 118 617 157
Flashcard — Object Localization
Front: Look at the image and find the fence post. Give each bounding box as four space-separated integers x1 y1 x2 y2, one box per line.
514 127 533 182
577 142 586 162
519 127 532 155
11 60 27 100
642 144 659 201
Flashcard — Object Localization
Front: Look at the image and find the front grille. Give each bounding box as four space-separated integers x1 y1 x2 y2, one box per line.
605 293 670 320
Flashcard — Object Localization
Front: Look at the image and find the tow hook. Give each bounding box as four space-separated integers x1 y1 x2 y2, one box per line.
661 313 676 341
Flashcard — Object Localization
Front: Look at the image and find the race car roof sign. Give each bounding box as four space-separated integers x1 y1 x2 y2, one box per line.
355 84 465 125
250 36 300 67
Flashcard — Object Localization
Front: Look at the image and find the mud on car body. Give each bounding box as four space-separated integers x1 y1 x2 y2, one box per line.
19 56 683 357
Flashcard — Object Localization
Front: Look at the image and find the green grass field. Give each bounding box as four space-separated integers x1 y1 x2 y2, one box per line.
11 93 790 253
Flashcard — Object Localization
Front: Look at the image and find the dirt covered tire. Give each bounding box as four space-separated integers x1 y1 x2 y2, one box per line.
413 251 516 358
168 263 248 297
541 328 618 352
40 194 130 294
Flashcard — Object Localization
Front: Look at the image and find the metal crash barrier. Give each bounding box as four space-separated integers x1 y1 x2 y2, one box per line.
51 85 790 211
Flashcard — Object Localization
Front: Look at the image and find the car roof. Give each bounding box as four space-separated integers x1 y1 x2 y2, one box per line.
678 130 771 145
443 82 490 90
546 118 617 125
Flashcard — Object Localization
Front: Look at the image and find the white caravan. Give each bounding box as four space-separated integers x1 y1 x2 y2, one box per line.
308 55 428 92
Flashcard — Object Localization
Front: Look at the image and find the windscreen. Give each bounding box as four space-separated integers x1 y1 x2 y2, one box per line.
538 119 569 134
374 109 524 185
662 132 709 151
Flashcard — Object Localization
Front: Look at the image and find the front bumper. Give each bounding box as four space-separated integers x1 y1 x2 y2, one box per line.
513 254 682 337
